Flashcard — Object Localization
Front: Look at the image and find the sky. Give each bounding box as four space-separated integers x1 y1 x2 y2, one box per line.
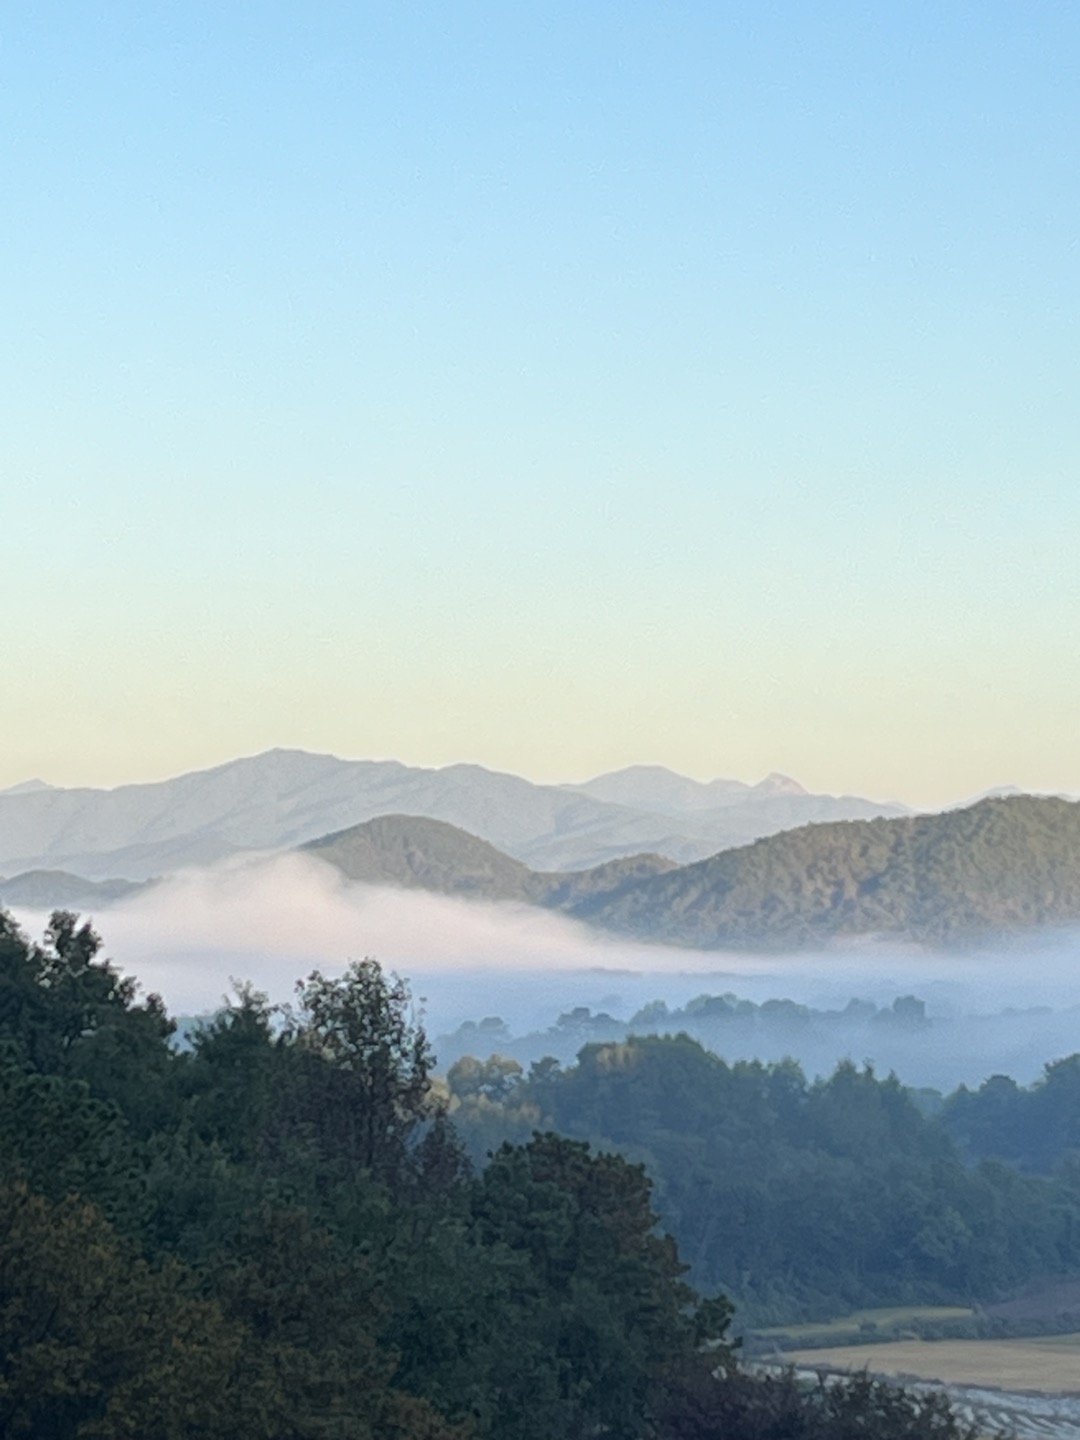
3 1 1078 807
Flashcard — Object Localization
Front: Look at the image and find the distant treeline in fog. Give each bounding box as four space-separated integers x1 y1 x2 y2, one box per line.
435 989 933 1069
432 980 1080 1095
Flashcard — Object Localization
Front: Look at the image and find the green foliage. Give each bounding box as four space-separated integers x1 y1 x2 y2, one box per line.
274 959 436 1187
577 794 1080 947
184 981 279 1165
445 1053 540 1163
0 1049 141 1223
751 1306 980 1352
657 1363 977 1440
0 909 177 1133
467 1133 702 1439
943 1053 1080 1173
451 1033 1080 1323
0 908 995 1440
0 1180 245 1439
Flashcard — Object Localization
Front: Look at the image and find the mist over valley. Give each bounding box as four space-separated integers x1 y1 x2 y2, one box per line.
7 752 1080 1097
10 851 1080 1094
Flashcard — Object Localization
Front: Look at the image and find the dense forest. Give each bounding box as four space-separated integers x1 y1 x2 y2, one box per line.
0 906 1041 1438
942 1056 1080 1174
445 1038 1080 1324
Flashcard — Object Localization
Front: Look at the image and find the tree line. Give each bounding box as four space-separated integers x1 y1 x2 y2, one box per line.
445 1038 1080 1324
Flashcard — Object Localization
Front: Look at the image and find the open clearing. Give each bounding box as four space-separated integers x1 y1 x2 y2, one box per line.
786 1334 1080 1393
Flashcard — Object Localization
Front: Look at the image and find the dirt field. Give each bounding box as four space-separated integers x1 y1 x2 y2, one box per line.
786 1335 1080 1394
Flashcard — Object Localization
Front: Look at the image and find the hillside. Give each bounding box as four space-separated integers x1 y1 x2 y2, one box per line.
578 795 1080 948
0 922 993 1440
301 797 1080 950
6 795 1077 951
301 814 678 907
0 870 149 910
301 815 538 901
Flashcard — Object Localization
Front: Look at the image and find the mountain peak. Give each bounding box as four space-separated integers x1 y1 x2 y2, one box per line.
751 772 808 797
0 778 54 796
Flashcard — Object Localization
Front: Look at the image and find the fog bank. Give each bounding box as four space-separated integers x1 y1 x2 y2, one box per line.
13 853 1080 1091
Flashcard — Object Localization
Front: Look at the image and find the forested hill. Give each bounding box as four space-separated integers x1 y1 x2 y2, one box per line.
9 786 1080 953
302 797 1080 949
575 795 1080 948
444 1036 1080 1325
12 795 1077 951
301 813 679 904
301 813 539 900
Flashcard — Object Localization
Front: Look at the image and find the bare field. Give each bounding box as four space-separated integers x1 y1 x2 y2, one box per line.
787 1335 1080 1394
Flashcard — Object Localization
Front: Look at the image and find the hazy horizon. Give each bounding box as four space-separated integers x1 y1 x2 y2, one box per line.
5 4 1079 808
0 743 1071 815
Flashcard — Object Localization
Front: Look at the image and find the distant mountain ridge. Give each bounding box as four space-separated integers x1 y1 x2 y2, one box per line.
0 749 908 880
564 765 810 813
0 779 54 797
0 871 149 911
6 794 1080 952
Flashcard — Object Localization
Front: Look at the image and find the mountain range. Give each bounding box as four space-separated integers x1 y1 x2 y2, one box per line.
3 783 1080 949
0 748 907 880
302 796 1080 949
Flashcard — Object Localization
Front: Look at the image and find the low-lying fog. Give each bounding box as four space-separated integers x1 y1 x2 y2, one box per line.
14 853 1080 1093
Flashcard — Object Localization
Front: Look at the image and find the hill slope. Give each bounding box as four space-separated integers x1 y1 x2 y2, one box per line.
301 815 678 907
301 815 538 901
4 796 1077 950
302 797 1080 949
578 795 1080 947
0 871 149 910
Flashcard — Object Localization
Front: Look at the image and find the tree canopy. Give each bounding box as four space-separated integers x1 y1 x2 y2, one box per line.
0 907 994 1438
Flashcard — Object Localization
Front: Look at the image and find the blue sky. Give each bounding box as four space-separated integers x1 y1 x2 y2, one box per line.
3 2 1078 804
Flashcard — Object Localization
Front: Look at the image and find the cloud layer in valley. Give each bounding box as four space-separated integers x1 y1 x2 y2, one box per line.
13 853 1080 1092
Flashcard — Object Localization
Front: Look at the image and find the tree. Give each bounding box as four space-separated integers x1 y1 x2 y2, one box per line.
656 1365 978 1440
0 909 176 1136
214 1200 462 1440
275 959 436 1186
186 981 279 1164
472 1133 705 1440
0 1180 245 1439
0 1050 140 1224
